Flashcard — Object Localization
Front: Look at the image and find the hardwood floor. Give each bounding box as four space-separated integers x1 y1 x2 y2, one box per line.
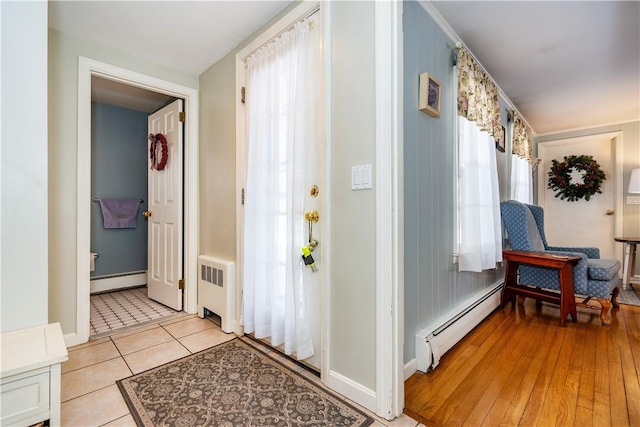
404 298 640 427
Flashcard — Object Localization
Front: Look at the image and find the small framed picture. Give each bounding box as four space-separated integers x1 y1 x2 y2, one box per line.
495 126 506 152
419 72 441 118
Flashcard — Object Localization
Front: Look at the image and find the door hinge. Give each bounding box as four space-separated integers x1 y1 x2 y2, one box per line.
241 188 245 205
179 112 185 122
178 279 185 290
241 87 246 104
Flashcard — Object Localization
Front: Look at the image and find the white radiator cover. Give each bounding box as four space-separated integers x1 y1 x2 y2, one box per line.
197 255 235 333
415 281 503 372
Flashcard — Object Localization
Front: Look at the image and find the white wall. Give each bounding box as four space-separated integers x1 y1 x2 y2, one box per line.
1 1 49 332
329 0 377 391
198 51 237 262
47 29 198 335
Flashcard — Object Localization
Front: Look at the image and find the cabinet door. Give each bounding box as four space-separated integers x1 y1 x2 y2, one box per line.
1 368 50 426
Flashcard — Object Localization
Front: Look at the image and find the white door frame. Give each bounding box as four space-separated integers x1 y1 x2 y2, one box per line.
374 0 404 419
76 57 199 344
537 131 624 255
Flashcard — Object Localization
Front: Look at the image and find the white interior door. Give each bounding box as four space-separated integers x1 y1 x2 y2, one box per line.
147 99 183 310
538 135 617 261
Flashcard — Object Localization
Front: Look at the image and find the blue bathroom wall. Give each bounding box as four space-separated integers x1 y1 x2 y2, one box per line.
91 102 148 277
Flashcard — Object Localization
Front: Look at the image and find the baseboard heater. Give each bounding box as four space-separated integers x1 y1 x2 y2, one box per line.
90 271 147 294
415 281 503 372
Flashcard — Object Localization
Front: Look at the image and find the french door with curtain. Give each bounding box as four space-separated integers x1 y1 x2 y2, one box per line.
241 13 321 364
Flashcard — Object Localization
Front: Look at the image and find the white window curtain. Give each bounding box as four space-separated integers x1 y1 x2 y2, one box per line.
510 111 534 204
458 116 503 272
511 155 532 203
241 20 315 360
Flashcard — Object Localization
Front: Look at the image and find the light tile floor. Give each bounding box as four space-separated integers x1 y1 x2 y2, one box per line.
62 315 423 427
90 287 181 336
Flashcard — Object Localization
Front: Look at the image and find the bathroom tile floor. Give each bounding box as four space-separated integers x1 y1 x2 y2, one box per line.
90 287 182 337
62 315 424 427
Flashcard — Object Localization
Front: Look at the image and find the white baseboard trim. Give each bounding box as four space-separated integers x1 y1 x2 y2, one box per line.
64 333 78 348
404 358 417 381
326 370 376 413
90 272 146 294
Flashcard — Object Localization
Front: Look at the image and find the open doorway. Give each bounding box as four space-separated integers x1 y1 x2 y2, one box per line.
76 57 200 345
89 77 183 337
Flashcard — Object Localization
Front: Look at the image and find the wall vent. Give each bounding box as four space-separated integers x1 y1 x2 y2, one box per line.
201 263 224 287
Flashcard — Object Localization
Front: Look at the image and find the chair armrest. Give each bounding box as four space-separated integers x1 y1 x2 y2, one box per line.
546 246 600 259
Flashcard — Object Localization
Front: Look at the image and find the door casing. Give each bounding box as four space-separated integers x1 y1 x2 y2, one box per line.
75 57 199 345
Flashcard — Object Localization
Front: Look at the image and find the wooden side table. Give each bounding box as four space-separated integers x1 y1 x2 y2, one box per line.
614 237 640 290
502 250 582 327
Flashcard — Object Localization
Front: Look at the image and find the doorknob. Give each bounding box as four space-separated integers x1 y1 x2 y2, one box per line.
143 211 153 217
606 209 614 216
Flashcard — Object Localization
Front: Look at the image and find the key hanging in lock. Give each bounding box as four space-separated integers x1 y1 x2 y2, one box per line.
308 221 318 251
301 246 318 272
305 210 319 251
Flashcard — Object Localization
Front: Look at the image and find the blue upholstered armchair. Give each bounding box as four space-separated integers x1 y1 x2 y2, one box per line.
500 200 621 325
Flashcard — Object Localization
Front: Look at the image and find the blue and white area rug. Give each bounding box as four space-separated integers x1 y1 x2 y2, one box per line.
617 285 640 307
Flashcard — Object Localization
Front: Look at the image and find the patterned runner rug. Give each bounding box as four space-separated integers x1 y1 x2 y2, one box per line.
117 338 373 427
617 285 640 307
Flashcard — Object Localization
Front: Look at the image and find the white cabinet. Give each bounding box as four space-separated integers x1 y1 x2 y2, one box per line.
1 323 68 426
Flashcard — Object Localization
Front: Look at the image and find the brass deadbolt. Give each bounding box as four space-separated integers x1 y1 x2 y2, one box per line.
305 210 319 223
310 185 319 198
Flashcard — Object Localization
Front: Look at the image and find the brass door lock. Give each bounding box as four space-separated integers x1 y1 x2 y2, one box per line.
304 210 319 223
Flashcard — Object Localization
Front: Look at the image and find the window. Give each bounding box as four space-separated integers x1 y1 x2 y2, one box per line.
510 155 532 203
510 111 535 204
455 47 503 272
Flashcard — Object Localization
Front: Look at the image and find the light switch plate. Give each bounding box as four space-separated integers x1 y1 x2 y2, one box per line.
352 164 372 190
627 195 640 205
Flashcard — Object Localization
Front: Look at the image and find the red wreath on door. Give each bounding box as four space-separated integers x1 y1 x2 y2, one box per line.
149 133 168 170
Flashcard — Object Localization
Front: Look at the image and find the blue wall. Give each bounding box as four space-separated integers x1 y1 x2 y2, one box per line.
91 102 148 278
403 1 508 364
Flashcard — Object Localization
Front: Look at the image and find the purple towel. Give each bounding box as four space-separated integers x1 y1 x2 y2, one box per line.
98 199 140 229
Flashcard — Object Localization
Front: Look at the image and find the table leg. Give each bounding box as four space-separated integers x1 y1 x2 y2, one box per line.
629 243 637 287
621 243 635 290
558 263 577 326
502 260 518 308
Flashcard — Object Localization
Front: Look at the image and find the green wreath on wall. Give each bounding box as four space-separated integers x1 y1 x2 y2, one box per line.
547 155 606 202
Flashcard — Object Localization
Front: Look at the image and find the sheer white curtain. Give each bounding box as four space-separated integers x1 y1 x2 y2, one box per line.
241 21 314 360
511 155 532 203
458 116 503 272
511 111 534 204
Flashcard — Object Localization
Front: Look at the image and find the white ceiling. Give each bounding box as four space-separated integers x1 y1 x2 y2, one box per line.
91 76 175 113
49 1 639 134
430 1 640 134
49 1 292 76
